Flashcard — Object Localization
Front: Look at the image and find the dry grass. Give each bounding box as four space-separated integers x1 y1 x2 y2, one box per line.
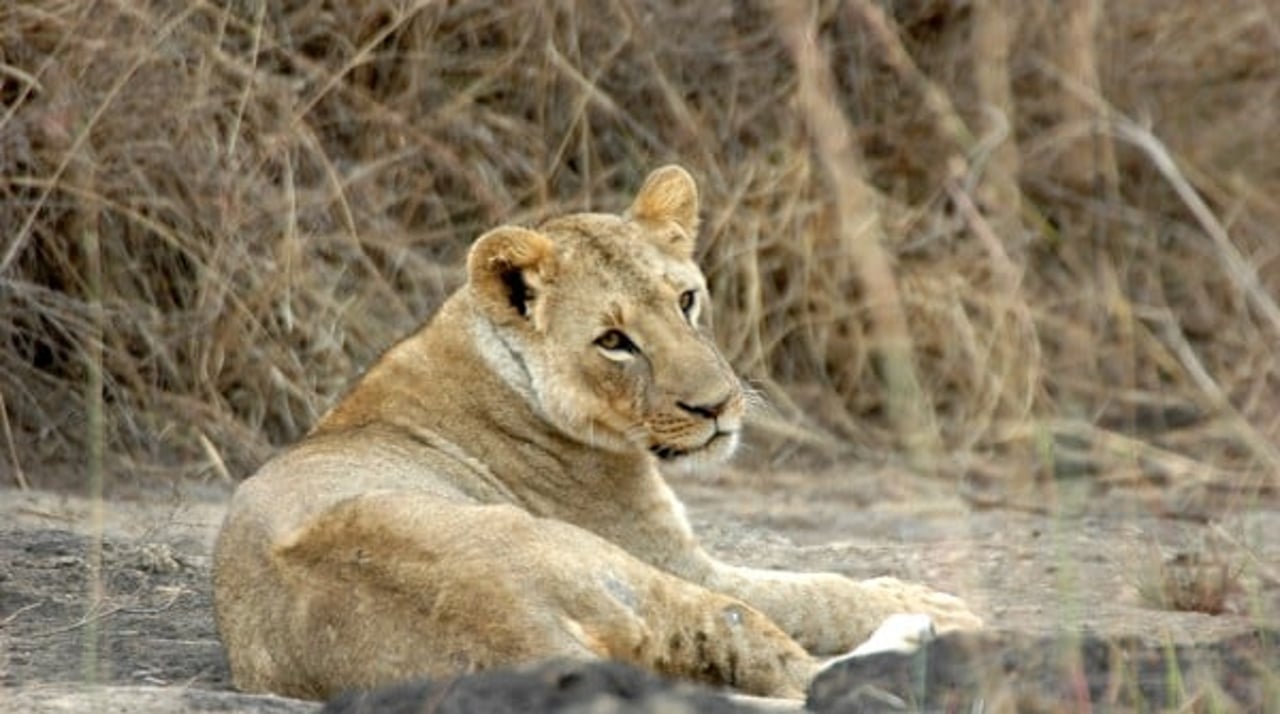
1135 550 1244 616
0 0 1277 502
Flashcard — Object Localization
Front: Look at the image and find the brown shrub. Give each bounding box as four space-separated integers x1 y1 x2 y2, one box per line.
0 0 1276 495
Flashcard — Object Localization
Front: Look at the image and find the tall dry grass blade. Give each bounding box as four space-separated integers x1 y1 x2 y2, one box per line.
70 148 105 685
197 431 234 486
771 0 941 470
225 0 266 161
1054 0 1118 195
0 392 29 490
944 179 1040 442
969 0 1023 240
844 0 973 151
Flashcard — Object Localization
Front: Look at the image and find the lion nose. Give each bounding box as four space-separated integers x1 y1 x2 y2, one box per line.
676 395 733 420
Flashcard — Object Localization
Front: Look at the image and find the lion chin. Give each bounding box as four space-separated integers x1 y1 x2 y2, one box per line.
211 164 983 703
650 429 739 470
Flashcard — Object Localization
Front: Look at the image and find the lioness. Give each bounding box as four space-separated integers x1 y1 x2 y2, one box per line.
213 165 981 701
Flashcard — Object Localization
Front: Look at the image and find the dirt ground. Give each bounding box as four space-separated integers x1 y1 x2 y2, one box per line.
1 465 1277 712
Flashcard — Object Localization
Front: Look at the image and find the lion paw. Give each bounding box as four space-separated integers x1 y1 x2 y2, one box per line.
818 613 937 677
859 576 983 633
849 613 936 657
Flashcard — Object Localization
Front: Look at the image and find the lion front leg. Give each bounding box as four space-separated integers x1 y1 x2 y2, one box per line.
524 518 822 698
702 562 983 655
626 585 819 698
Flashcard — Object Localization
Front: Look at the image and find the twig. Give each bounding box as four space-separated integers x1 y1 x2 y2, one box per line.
1048 418 1234 486
1108 120 1280 343
960 487 1054 517
197 431 234 485
1 601 43 627
33 587 187 639
225 0 266 160
0 392 29 490
120 588 188 617
1140 308 1280 476
0 5 199 277
1036 62 1280 344
34 601 127 639
15 507 77 523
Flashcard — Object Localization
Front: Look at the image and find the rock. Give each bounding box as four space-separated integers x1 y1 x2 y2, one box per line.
807 629 1280 713
322 658 774 714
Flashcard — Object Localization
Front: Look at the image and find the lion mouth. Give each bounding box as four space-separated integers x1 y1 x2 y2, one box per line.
649 430 734 461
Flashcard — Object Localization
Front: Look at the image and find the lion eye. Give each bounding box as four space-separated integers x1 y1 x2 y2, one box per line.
679 289 697 319
595 329 638 354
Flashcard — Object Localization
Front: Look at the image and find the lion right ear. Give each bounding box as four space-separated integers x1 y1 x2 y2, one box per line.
466 226 557 325
628 165 700 259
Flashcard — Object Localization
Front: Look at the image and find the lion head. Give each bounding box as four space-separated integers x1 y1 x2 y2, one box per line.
465 166 745 468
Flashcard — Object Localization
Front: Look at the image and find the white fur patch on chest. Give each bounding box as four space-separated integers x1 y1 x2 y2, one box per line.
467 313 538 405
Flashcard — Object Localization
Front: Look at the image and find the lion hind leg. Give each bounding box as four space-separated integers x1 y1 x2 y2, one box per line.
254 495 601 698
263 493 817 699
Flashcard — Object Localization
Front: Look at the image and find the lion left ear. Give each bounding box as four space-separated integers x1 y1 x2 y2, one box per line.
628 165 700 258
466 226 557 325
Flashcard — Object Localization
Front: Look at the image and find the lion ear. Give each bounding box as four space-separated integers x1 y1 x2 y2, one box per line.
467 226 557 325
628 165 700 258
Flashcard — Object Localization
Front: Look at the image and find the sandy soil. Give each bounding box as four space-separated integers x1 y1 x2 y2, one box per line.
1 465 1277 711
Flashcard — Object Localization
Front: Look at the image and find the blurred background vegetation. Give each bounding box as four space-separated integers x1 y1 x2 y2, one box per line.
1 0 1276 507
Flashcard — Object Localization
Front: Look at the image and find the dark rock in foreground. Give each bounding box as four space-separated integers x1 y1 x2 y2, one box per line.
322 627 1280 714
322 658 769 714
809 628 1279 712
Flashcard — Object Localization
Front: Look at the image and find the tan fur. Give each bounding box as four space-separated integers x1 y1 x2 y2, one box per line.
212 165 981 701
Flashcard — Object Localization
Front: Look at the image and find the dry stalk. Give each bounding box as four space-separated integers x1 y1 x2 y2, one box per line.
0 392 29 490
0 5 199 277
1047 419 1232 488
197 431 234 486
771 0 941 469
1140 308 1280 480
843 0 973 151
1108 119 1280 343
944 178 1040 444
969 0 1023 240
1053 0 1118 194
68 126 106 684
